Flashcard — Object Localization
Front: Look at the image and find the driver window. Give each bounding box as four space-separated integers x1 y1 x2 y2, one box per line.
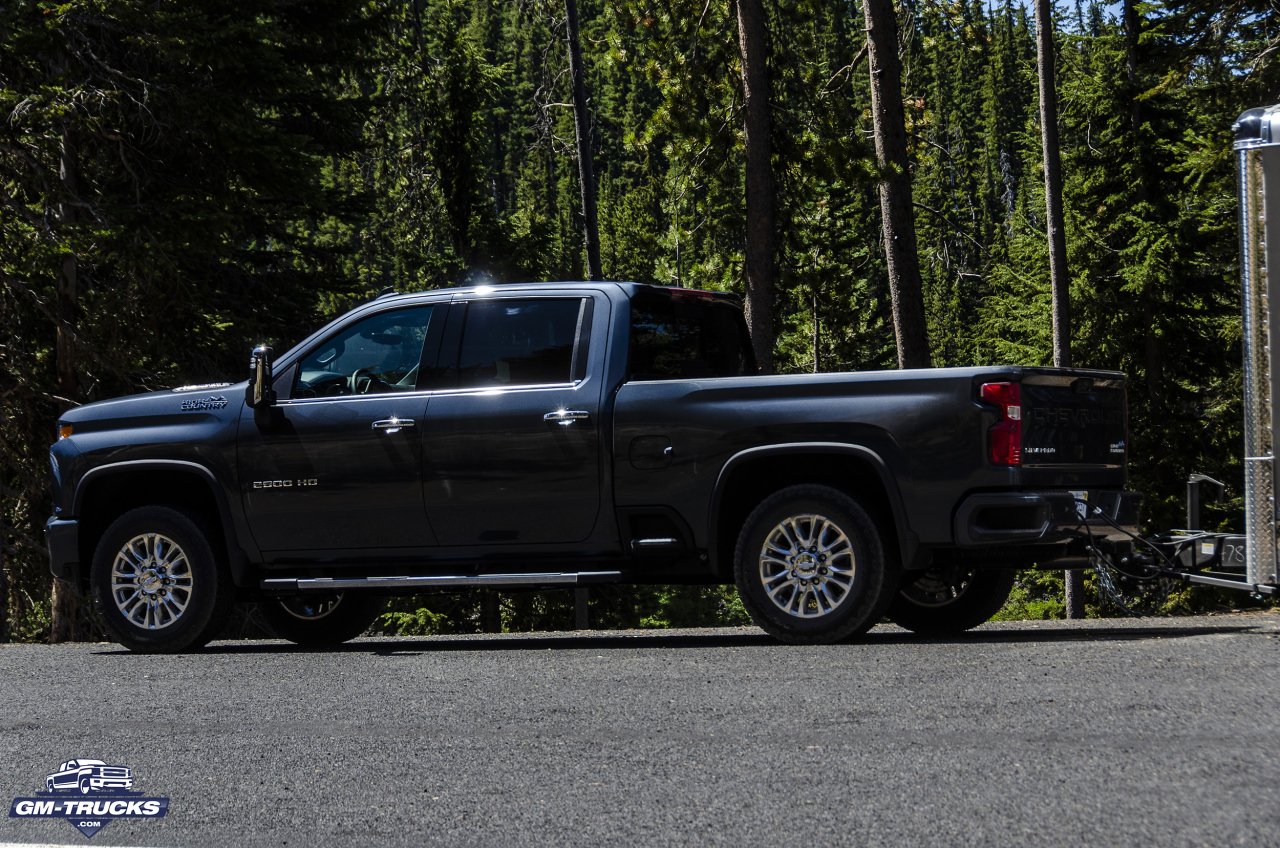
293 305 434 398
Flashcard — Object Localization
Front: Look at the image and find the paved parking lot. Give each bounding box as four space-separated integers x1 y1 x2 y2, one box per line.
1 612 1277 846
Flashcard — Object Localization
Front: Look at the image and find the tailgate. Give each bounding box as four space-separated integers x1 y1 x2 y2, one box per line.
1020 373 1126 468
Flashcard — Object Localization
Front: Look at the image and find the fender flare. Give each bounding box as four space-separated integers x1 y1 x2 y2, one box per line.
708 441 918 571
73 459 258 583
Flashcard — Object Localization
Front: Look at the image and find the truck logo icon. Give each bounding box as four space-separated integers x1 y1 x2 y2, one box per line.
10 759 168 839
44 759 134 795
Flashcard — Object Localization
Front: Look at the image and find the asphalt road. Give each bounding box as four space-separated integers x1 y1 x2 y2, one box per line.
1 612 1277 848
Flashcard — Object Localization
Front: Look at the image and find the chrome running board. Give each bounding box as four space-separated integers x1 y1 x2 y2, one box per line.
261 571 622 592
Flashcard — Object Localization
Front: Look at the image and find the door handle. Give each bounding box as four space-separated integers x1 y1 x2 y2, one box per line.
543 409 590 426
372 417 415 434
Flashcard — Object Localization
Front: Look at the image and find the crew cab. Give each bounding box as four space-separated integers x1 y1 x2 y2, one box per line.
45 282 1140 651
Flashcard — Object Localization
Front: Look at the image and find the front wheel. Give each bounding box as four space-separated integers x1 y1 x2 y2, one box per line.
90 506 233 653
257 592 384 646
734 484 898 644
886 566 1016 635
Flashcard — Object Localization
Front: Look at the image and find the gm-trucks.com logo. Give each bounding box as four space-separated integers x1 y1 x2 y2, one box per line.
9 759 169 839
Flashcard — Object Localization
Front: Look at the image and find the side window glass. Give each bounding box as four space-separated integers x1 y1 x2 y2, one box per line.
456 298 585 388
294 305 434 398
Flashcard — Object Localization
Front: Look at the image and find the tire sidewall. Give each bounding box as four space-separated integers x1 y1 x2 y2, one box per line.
257 593 384 647
887 567 1017 634
90 506 225 653
734 485 894 643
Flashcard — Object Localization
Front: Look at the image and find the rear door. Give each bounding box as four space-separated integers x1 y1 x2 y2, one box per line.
421 292 605 546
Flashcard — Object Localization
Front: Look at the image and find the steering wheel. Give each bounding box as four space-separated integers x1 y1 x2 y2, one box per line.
349 367 386 395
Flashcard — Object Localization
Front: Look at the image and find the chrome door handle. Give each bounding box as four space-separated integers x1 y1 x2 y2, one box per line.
543 409 590 426
372 417 415 434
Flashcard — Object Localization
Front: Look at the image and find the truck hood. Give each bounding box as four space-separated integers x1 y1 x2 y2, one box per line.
60 381 246 428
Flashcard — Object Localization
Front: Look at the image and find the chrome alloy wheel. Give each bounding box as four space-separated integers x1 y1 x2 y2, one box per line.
110 533 194 630
278 593 344 622
758 513 857 618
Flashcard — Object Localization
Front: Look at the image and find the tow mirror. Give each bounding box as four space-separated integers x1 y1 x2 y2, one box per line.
247 344 275 408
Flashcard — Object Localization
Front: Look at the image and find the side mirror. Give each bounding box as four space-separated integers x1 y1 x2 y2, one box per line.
247 344 275 408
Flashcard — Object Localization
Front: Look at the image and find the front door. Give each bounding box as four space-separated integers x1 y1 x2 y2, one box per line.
422 295 604 546
238 303 440 553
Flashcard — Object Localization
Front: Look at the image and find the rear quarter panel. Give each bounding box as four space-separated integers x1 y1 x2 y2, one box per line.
612 366 1127 553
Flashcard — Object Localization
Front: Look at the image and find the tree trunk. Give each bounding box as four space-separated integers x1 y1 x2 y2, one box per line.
564 0 602 281
812 290 821 373
1033 0 1083 618
0 514 8 643
862 0 930 369
50 123 81 643
736 0 775 374
1034 0 1070 371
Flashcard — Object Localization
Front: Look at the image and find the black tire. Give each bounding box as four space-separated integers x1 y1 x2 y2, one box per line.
257 592 384 646
90 506 233 653
734 484 898 644
887 567 1016 635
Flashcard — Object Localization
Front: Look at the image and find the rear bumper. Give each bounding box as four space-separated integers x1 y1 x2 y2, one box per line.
45 517 81 583
954 490 1142 546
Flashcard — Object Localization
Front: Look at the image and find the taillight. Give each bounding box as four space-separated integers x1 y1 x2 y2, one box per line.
980 382 1022 466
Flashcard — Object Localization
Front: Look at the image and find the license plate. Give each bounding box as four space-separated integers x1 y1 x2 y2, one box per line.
1070 490 1088 519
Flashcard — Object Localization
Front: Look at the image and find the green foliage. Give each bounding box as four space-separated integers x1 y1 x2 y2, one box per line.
991 570 1067 622
636 586 752 629
376 606 451 637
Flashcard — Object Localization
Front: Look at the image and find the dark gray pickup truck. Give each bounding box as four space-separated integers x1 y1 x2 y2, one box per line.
46 282 1140 652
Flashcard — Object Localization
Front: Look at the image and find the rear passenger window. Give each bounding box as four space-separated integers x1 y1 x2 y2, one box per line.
455 298 587 388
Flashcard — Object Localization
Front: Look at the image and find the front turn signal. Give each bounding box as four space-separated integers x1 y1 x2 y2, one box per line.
58 423 73 440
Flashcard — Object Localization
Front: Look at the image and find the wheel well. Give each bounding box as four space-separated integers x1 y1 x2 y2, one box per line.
76 470 228 589
714 452 901 579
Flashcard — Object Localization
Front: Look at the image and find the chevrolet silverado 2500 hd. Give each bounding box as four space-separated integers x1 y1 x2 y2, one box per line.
46 282 1140 651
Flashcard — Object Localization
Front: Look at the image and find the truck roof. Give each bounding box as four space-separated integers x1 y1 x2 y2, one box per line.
370 280 742 307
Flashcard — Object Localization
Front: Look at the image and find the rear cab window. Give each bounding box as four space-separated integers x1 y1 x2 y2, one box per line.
627 288 756 381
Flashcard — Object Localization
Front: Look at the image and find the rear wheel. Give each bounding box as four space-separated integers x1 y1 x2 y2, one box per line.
257 592 384 646
734 484 898 644
90 506 233 653
887 566 1016 634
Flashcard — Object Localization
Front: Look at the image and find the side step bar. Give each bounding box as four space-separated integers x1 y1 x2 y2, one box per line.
261 571 622 592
